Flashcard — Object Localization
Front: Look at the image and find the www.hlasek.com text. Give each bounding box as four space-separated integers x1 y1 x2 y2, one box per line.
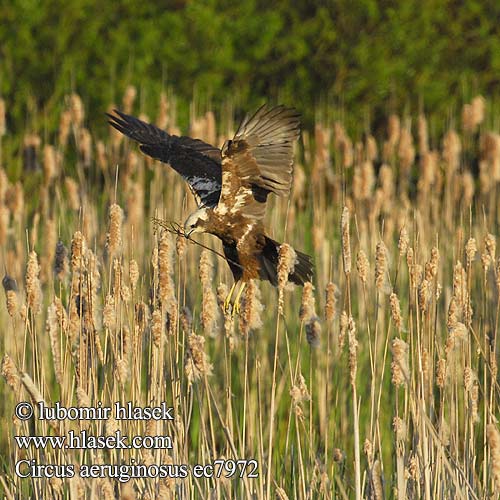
15 430 173 450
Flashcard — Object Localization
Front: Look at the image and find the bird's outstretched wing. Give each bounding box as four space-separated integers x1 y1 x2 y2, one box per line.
216 105 300 220
107 110 222 207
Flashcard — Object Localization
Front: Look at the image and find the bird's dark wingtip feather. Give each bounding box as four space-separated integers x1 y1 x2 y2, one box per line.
106 109 137 138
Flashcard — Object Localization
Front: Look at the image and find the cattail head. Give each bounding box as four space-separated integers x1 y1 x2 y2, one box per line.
418 113 429 154
398 127 415 171
398 226 409 256
277 243 297 314
388 114 401 146
58 109 71 147
364 439 374 466
418 279 431 313
26 251 42 314
158 231 176 307
389 292 402 331
442 130 461 172
75 387 91 409
43 144 57 184
65 177 80 211
96 140 108 173
375 241 387 290
341 136 353 168
436 358 447 388
69 93 84 128
366 135 378 161
107 203 123 256
356 250 369 285
102 294 116 330
239 279 263 336
462 103 474 133
452 260 467 306
379 164 394 201
78 128 92 167
133 301 148 338
299 282 315 321
151 309 163 348
185 333 213 386
129 259 139 293
339 310 348 350
485 233 497 262
1 354 20 391
424 246 439 280
115 358 129 385
465 238 477 266
471 95 486 127
391 338 409 386
347 316 357 385
393 416 407 443
371 460 383 500
290 373 310 420
341 206 351 275
464 366 475 392
199 249 213 287
199 250 218 335
407 454 421 482
180 306 193 334
359 161 375 199
4 284 18 317
462 171 475 205
6 182 24 222
445 322 468 355
325 282 338 322
487 423 500 489
305 316 321 347
176 232 187 258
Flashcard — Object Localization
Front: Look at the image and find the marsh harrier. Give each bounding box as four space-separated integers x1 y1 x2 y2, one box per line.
108 105 313 312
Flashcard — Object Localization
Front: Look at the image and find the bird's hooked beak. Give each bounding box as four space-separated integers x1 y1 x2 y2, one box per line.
183 221 198 238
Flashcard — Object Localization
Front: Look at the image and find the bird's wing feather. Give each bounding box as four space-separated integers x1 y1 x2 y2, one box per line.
216 105 300 221
107 110 222 207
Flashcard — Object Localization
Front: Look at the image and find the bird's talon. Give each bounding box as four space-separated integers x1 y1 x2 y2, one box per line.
231 282 246 317
232 300 240 317
223 282 237 315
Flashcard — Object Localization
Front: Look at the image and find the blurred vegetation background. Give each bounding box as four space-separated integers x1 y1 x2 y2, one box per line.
1 0 500 134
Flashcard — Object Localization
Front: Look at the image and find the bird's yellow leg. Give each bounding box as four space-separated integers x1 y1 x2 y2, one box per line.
232 282 247 316
224 282 237 314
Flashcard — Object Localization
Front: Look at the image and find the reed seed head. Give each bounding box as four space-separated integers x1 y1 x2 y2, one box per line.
277 243 297 313
391 338 409 386
389 292 402 331
487 423 500 489
325 282 338 322
107 203 123 256
341 206 351 275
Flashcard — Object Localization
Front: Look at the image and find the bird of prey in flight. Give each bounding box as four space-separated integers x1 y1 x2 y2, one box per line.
108 104 313 313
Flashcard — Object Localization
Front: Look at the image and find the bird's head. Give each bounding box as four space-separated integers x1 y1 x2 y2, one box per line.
184 208 209 237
